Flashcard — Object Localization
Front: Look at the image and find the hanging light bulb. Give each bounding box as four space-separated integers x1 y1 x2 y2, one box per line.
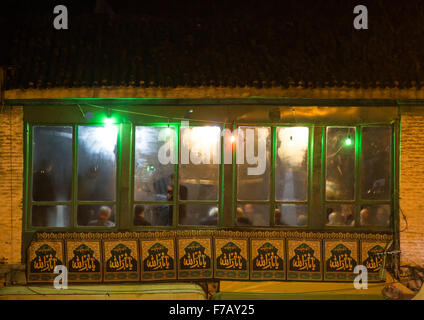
287 135 294 147
103 117 115 127
230 134 236 143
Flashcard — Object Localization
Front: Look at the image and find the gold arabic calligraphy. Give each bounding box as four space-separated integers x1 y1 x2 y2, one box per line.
183 251 208 269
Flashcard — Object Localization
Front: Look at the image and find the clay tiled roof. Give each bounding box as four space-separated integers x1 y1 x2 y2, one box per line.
3 1 424 90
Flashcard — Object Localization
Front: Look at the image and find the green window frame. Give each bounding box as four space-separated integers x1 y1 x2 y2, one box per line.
131 122 225 228
23 107 397 234
323 124 394 231
26 123 121 231
233 124 314 228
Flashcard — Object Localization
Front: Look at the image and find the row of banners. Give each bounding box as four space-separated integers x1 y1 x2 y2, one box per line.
27 231 392 283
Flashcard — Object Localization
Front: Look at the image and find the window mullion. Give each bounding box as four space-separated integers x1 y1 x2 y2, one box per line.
270 126 276 226
72 125 78 229
355 126 361 227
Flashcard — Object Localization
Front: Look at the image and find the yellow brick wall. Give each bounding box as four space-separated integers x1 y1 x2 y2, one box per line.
400 109 424 267
0 106 23 265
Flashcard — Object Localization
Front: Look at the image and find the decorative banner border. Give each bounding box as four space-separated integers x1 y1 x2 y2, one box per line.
214 238 249 280
287 239 322 281
360 240 390 282
27 240 64 283
28 231 392 283
103 240 140 282
250 239 285 280
140 239 176 281
324 240 359 282
177 237 213 280
65 240 102 283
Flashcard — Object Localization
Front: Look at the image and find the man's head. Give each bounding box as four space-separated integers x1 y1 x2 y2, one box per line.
274 208 281 224
209 207 218 217
236 207 244 219
360 208 370 225
98 206 112 221
376 207 389 226
134 205 145 217
244 204 254 215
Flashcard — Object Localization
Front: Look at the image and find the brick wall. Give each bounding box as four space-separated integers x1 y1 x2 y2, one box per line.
400 108 424 267
0 106 23 265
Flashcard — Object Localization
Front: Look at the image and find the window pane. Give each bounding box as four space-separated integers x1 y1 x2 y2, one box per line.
179 204 218 226
325 204 355 226
77 205 116 227
275 204 308 226
32 126 72 201
361 127 391 200
179 126 220 201
78 126 117 201
32 205 71 227
276 127 308 201
237 204 269 226
133 204 173 226
237 126 271 200
326 127 355 200
134 126 175 201
360 205 391 227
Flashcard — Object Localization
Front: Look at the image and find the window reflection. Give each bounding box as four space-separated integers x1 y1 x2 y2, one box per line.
179 126 220 201
276 127 308 201
32 126 72 201
77 205 115 227
134 126 175 201
361 127 391 200
78 126 117 201
32 205 71 227
237 127 271 200
275 204 308 226
326 127 355 200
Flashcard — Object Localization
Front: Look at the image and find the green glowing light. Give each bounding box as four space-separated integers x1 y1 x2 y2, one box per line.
345 137 352 146
103 117 115 126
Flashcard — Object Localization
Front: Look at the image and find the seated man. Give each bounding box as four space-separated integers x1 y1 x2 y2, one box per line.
236 207 252 226
199 207 218 225
326 211 344 226
133 205 151 226
88 206 115 227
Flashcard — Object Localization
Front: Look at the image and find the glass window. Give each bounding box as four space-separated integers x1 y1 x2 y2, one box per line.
276 127 308 201
361 127 391 200
78 126 117 201
133 204 173 226
236 204 269 227
236 126 309 227
359 204 391 227
179 126 220 201
32 126 72 202
132 125 221 227
77 205 116 227
237 126 271 200
30 124 118 229
32 205 71 227
134 126 175 201
324 125 392 229
325 204 355 226
180 204 219 226
276 204 308 226
326 127 355 200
